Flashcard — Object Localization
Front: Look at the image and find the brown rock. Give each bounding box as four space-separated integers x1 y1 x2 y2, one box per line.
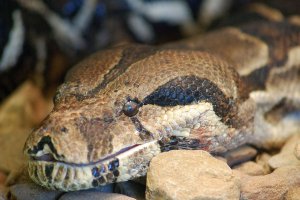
239 166 300 200
223 145 258 167
294 143 300 160
268 135 300 169
0 81 51 173
146 150 240 200
255 153 272 174
285 186 300 200
233 161 266 176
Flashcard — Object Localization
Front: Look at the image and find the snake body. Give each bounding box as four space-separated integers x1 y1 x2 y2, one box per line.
24 5 300 191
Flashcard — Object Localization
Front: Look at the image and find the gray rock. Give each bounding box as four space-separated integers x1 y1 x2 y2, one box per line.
0 191 6 200
59 191 136 200
146 150 240 200
268 135 300 169
93 184 115 193
255 153 272 174
115 181 145 200
223 145 258 167
9 183 64 200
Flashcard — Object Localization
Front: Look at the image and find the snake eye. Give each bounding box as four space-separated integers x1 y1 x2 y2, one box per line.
123 100 139 117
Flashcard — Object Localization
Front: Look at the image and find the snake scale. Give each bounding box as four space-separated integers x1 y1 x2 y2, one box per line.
24 4 300 191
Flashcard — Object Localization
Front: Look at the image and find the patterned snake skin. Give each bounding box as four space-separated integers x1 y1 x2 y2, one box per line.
24 5 300 191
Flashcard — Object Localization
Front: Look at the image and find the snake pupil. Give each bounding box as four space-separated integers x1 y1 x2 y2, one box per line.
123 100 139 117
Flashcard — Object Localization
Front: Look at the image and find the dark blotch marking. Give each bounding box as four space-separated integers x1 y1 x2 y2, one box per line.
130 117 154 140
92 167 100 177
45 164 54 181
27 136 62 159
108 159 119 171
159 136 208 152
113 170 120 177
92 179 99 187
75 45 157 100
242 65 270 91
142 75 235 124
112 159 119 168
241 21 300 67
240 21 300 90
97 176 106 184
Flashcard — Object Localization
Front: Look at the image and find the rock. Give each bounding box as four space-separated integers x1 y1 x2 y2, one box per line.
255 153 272 174
94 184 115 193
146 150 240 200
238 166 300 200
233 161 266 176
0 81 51 173
268 135 300 169
9 183 63 200
294 143 300 160
285 186 300 200
115 181 145 200
59 191 136 200
223 145 258 167
0 186 8 200
0 191 6 200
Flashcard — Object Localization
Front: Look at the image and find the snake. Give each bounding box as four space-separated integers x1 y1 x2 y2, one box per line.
23 4 300 191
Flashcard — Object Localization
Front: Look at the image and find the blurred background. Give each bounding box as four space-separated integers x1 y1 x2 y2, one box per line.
2 0 298 103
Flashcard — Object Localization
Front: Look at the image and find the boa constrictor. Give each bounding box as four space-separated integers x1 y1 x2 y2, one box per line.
24 7 300 191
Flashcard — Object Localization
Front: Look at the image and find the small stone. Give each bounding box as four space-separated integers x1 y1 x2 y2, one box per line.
255 153 272 174
59 191 136 200
238 166 300 200
223 145 258 167
268 135 300 169
285 186 300 200
146 150 240 200
233 161 266 176
115 181 145 200
9 183 63 200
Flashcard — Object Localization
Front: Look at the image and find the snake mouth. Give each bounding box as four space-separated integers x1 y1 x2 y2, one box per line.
27 141 161 191
29 144 141 166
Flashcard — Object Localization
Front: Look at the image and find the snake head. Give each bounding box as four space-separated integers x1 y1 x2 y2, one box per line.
24 45 244 191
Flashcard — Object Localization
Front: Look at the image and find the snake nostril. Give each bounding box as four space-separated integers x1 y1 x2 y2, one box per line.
27 136 62 159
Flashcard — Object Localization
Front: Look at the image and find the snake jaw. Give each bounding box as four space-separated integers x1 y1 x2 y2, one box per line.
27 140 161 191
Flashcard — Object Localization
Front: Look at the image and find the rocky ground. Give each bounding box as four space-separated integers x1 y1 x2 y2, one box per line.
1 81 300 200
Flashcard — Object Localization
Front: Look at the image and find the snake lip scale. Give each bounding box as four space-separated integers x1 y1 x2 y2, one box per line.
24 5 300 191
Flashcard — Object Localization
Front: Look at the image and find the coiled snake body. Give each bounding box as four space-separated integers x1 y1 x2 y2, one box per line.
24 8 300 191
